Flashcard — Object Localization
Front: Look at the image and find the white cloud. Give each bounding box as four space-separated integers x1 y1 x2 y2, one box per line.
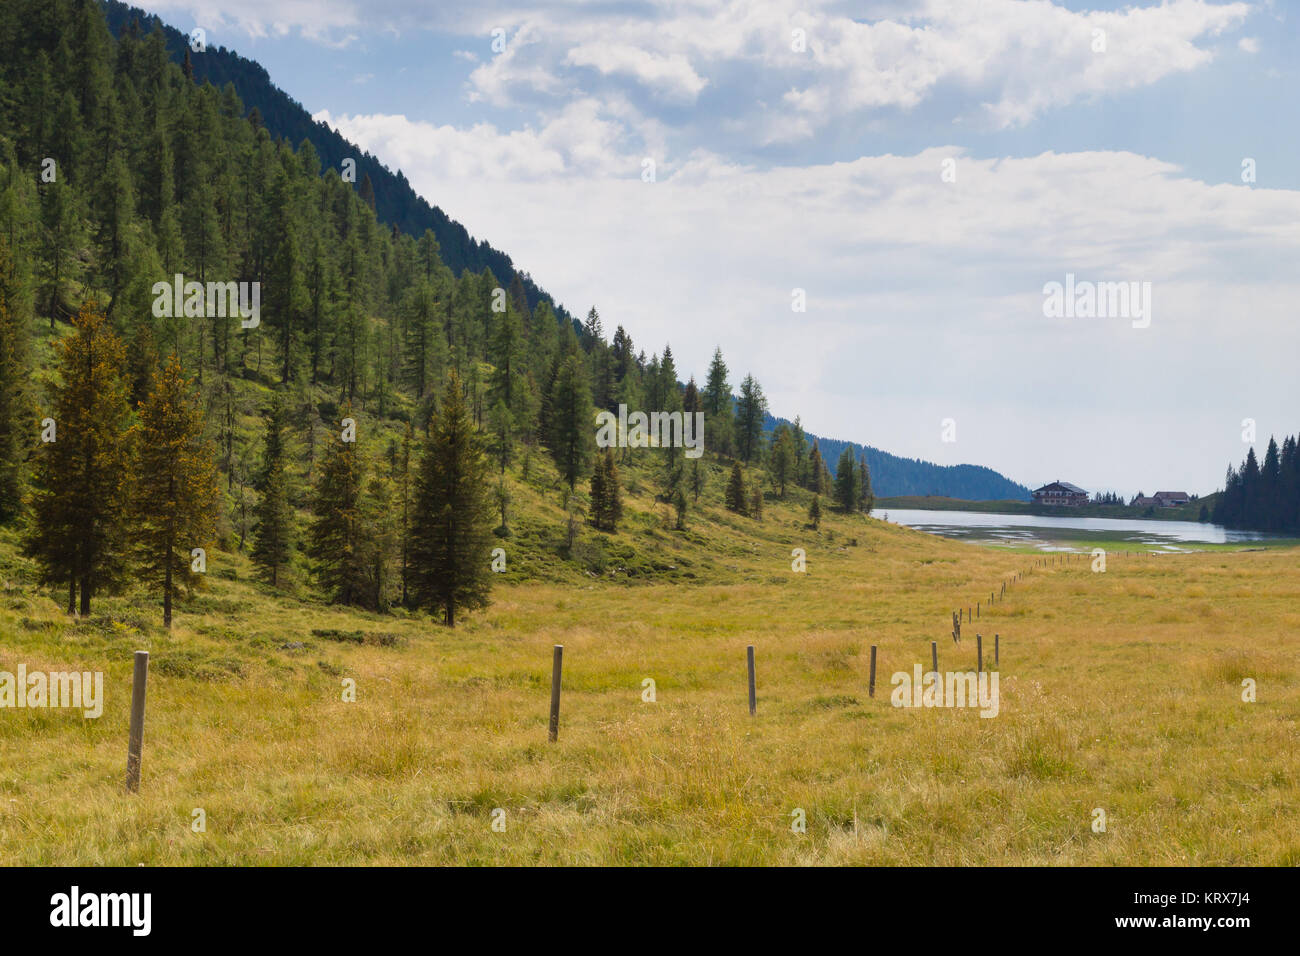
1238 36 1260 52
565 43 708 102
136 1 1253 133
320 103 1300 489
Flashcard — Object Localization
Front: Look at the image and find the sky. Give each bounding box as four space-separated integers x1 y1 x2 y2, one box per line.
130 0 1300 497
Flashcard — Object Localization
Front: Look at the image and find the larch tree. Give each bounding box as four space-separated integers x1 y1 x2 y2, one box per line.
132 352 218 627
24 304 133 615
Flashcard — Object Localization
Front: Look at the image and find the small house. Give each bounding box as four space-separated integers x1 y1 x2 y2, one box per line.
1031 481 1088 507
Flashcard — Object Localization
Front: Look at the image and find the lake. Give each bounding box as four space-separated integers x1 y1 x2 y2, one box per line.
871 508 1281 549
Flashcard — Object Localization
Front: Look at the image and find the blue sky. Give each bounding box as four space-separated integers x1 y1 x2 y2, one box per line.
134 0 1300 496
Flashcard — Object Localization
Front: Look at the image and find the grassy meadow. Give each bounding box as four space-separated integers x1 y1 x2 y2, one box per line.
1 471 1297 866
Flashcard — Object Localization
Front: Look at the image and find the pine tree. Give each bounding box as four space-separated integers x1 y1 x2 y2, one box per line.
250 393 294 587
24 304 132 615
703 346 732 456
749 479 764 520
734 373 767 463
589 450 607 527
725 461 747 515
397 421 414 606
807 441 826 494
410 370 495 626
547 349 594 490
834 447 859 512
131 352 218 627
488 297 526 415
308 417 369 606
590 447 622 532
0 239 33 522
858 454 874 513
809 494 822 530
37 174 81 320
771 425 796 498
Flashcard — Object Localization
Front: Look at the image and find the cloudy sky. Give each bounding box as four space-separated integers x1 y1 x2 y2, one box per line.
135 0 1299 496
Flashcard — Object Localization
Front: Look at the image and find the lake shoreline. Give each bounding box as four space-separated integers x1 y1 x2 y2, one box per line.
872 506 1295 550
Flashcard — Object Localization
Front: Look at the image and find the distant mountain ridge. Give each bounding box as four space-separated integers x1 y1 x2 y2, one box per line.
103 0 1030 502
764 415 1031 501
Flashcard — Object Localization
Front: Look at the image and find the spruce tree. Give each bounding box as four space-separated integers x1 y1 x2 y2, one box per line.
834 447 859 512
858 454 874 513
590 447 622 532
410 371 495 626
702 346 732 456
809 494 822 530
734 373 767 463
807 442 826 494
725 461 747 515
250 393 294 587
308 418 368 606
771 425 796 498
547 349 594 490
132 352 218 627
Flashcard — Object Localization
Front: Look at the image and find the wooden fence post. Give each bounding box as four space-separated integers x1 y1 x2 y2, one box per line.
548 645 563 742
931 640 938 677
977 634 983 674
125 650 149 793
869 645 878 698
995 634 999 666
747 645 757 716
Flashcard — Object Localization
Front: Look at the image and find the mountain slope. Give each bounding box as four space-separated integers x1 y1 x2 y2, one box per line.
100 0 1027 501
100 0 570 322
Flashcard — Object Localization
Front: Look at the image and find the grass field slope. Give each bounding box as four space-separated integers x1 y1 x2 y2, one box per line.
1 479 1296 865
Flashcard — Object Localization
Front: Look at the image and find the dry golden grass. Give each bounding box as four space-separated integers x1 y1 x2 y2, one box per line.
0 508 1296 865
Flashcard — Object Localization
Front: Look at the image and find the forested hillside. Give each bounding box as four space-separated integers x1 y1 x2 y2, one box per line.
767 415 1031 501
0 0 896 630
99 0 569 321
96 0 1026 501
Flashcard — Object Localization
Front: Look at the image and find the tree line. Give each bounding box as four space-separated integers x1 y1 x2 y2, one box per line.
1214 436 1300 533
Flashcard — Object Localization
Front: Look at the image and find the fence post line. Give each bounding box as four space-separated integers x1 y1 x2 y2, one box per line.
548 644 563 742
747 645 757 715
125 650 149 794
869 645 878 698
